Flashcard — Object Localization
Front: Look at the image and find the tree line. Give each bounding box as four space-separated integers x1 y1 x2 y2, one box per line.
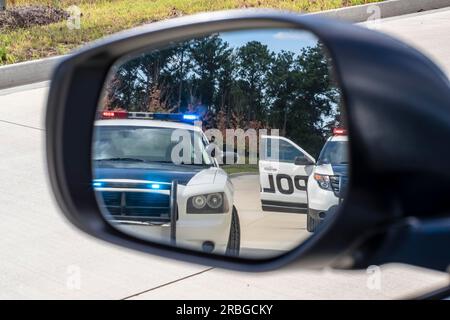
103 34 343 156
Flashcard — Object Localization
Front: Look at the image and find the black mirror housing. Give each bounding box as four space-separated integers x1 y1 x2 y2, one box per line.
46 9 450 272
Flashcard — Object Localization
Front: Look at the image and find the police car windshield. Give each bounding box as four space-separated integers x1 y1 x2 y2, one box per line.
317 140 348 165
93 126 213 167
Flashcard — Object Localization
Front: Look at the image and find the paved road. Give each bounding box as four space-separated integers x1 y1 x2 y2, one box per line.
1 8 450 299
233 174 310 258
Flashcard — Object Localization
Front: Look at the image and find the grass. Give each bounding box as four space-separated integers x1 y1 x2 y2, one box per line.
0 0 383 65
222 163 259 175
222 155 259 174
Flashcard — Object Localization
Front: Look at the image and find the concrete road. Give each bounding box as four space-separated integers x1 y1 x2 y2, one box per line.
232 174 310 258
361 7 450 76
1 8 450 299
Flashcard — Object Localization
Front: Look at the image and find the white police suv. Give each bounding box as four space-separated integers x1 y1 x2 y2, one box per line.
91 111 240 256
307 128 348 232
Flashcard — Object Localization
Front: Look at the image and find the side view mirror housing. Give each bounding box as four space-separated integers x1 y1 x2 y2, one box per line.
206 143 217 158
46 9 450 273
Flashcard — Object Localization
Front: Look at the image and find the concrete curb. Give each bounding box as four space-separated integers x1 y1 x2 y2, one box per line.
0 55 63 90
1 0 449 90
311 0 450 23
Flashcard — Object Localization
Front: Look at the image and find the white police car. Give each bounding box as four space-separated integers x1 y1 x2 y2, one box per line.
91 111 240 256
259 135 315 214
259 129 348 233
306 128 348 232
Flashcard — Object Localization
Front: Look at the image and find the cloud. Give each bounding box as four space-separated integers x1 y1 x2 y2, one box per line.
273 31 317 42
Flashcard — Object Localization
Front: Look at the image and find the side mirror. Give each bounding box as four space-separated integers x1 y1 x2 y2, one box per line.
206 143 217 158
294 156 315 166
46 9 450 273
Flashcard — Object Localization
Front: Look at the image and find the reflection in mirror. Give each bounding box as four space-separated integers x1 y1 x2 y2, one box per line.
93 28 347 259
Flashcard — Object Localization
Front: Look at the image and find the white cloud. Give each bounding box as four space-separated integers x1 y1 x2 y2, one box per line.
273 31 317 42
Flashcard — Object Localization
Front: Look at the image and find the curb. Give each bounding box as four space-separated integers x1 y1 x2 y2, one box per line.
0 55 63 90
1 0 449 90
310 0 450 23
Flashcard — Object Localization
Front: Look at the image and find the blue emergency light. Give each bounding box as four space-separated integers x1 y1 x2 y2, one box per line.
101 111 200 123
152 113 199 123
92 181 103 188
182 114 199 121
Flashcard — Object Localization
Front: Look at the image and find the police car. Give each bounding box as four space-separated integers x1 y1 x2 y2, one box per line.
259 135 315 214
307 128 348 232
92 111 240 256
259 129 348 232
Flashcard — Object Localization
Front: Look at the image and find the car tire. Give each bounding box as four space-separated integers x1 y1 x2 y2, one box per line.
226 206 240 257
307 213 319 232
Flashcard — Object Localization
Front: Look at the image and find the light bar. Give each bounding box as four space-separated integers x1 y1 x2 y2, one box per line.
183 114 199 121
98 110 200 123
101 110 128 119
333 128 347 135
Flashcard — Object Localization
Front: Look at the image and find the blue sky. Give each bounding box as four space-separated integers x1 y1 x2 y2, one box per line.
219 28 318 54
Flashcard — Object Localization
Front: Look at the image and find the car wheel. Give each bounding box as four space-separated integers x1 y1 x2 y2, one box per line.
226 206 240 257
307 213 319 232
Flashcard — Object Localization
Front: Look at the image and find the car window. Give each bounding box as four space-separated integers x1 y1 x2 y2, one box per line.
317 141 348 165
263 138 304 163
93 126 213 165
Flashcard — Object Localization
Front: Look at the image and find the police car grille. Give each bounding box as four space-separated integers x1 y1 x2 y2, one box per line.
330 176 348 198
99 191 170 220
330 176 340 194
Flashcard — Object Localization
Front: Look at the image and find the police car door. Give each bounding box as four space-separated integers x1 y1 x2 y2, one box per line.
259 136 315 213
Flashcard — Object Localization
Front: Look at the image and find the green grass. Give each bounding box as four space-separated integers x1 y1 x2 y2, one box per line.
222 163 259 175
0 0 383 65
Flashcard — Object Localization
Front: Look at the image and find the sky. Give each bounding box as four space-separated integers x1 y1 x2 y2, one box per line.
219 28 319 54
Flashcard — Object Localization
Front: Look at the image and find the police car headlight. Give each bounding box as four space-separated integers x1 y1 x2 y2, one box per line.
314 174 332 190
206 193 223 209
187 192 228 213
192 195 207 209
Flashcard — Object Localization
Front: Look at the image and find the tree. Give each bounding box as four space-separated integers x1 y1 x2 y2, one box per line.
267 50 295 136
189 35 233 110
102 34 341 157
215 48 237 126
103 48 179 112
287 44 341 156
237 41 273 121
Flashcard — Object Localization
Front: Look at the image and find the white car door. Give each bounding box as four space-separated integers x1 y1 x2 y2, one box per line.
259 136 315 213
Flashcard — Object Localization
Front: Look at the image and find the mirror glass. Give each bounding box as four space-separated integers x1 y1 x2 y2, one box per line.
93 28 348 259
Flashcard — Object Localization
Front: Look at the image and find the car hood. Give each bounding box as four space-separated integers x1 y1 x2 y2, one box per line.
331 164 348 177
93 162 217 186
314 163 348 176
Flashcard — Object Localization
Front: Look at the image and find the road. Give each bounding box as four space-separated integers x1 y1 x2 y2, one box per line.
1 8 450 299
233 174 310 258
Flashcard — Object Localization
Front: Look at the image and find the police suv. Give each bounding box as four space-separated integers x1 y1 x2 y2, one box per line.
92 111 240 256
307 128 348 232
259 128 348 233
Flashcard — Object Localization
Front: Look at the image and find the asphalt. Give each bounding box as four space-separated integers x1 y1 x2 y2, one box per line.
1 8 450 299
